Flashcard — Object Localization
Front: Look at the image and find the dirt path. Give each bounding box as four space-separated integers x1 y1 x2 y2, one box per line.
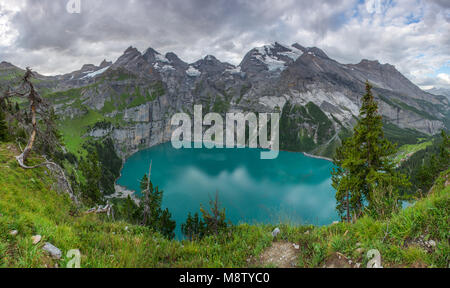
259 242 299 268
259 242 359 268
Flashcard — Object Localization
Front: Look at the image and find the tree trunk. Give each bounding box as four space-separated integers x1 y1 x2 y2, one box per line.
346 190 351 223
142 161 152 226
21 102 36 163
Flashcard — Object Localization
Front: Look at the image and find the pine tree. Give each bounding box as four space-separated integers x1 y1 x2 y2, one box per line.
139 174 162 226
116 195 141 224
79 151 102 205
200 191 229 236
158 208 176 240
39 107 62 158
181 212 205 241
437 130 449 171
181 212 194 240
0 109 8 142
139 173 176 239
332 82 409 222
416 130 449 193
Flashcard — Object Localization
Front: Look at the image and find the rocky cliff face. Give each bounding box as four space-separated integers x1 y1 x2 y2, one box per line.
2 43 448 158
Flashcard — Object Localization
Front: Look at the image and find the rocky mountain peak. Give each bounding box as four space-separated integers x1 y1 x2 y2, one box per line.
80 64 97 71
342 59 431 100
353 59 402 76
305 47 329 59
191 55 233 74
0 61 19 70
165 52 188 70
240 42 304 74
99 60 112 68
111 46 154 75
204 55 217 61
165 52 181 62
143 47 161 63
124 46 140 55
355 59 396 71
357 59 381 68
115 46 143 64
292 43 307 53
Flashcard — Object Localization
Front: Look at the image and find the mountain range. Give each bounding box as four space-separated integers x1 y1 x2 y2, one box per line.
1 42 449 158
426 87 450 100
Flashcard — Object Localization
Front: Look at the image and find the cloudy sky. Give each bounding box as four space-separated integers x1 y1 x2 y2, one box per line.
0 0 449 89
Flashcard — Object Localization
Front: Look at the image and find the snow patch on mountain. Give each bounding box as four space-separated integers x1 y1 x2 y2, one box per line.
226 66 241 74
254 45 285 72
186 66 201 77
81 66 110 79
277 43 304 61
252 43 304 72
153 62 175 72
160 65 176 71
255 54 286 72
155 54 170 63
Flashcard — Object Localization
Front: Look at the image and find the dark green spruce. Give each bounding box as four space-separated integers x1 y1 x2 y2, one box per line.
181 212 205 241
332 82 410 222
182 191 230 240
415 131 449 194
139 174 176 240
0 108 8 142
79 150 103 205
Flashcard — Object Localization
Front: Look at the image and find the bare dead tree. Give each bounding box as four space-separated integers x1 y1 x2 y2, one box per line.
85 203 114 219
1 68 79 205
2 68 41 165
142 160 153 226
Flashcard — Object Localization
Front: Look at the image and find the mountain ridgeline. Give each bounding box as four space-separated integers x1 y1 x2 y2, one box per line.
1 42 448 158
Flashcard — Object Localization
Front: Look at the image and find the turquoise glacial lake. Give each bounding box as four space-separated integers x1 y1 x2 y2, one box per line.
117 143 339 238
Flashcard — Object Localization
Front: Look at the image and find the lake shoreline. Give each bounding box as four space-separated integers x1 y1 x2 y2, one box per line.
108 184 140 204
302 152 333 162
119 140 334 164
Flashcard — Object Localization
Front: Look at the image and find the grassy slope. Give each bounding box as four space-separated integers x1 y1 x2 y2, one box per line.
0 143 271 268
284 170 449 268
58 110 105 156
0 142 448 268
393 140 433 165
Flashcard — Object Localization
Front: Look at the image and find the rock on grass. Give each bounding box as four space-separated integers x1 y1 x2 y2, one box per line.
42 243 62 260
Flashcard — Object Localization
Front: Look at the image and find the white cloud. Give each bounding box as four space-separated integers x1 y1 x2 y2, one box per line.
431 73 450 89
437 73 450 83
0 0 23 47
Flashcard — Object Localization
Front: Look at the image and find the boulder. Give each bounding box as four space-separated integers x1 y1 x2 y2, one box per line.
272 228 280 238
32 235 42 245
43 243 62 260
